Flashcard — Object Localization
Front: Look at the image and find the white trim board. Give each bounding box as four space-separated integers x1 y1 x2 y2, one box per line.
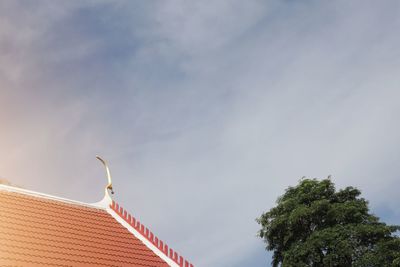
106 206 180 267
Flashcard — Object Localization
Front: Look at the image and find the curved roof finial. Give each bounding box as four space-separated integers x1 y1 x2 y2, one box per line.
96 156 114 195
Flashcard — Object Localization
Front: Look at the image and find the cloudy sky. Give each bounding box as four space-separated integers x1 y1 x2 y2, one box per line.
1 1 400 266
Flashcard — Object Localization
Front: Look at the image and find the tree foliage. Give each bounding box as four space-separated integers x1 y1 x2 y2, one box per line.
257 179 400 267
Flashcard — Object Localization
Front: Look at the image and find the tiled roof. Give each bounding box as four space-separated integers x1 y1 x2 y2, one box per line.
0 186 193 267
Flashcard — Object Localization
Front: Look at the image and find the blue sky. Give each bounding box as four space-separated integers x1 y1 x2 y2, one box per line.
1 1 400 266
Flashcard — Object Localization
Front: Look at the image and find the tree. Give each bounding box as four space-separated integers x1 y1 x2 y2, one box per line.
257 178 400 267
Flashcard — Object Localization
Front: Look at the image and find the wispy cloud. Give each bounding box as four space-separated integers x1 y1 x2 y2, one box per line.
1 1 400 266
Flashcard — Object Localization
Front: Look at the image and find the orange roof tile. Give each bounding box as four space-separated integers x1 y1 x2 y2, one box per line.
0 186 193 267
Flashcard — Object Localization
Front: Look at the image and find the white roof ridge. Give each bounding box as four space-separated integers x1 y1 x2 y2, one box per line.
107 201 194 267
0 184 111 210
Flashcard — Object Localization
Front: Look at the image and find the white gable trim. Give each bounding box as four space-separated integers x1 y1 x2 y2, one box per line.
106 206 179 267
0 184 105 210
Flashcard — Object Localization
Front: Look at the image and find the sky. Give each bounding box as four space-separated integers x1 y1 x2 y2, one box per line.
1 1 400 266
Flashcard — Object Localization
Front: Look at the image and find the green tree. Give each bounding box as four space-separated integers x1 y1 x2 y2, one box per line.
257 178 400 267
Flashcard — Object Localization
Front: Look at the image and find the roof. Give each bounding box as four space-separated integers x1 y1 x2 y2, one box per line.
0 185 194 267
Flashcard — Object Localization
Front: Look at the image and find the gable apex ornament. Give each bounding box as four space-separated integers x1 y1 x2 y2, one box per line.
96 156 114 196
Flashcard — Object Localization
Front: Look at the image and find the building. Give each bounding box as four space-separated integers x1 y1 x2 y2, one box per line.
0 182 194 267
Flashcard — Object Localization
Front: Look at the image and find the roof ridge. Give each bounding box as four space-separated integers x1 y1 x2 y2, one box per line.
109 201 194 267
0 184 108 210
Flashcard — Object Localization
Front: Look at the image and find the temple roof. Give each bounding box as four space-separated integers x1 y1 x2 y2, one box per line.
0 185 193 267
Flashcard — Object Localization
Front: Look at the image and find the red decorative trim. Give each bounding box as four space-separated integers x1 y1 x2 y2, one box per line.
110 201 194 267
